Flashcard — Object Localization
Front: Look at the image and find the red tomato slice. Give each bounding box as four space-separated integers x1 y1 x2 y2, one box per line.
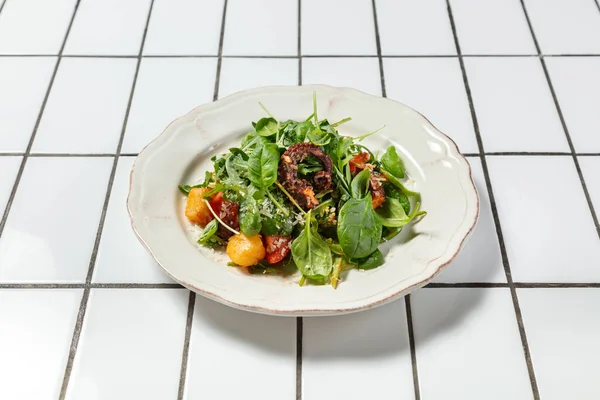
208 192 223 214
349 152 370 175
263 235 292 264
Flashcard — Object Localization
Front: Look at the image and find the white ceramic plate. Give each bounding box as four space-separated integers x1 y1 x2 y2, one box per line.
127 85 479 316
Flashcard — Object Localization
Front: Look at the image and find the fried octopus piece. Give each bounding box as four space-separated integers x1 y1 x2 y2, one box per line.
216 200 240 240
349 152 386 209
278 143 333 209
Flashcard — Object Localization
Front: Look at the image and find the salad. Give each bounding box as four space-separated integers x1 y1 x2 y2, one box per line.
179 93 426 288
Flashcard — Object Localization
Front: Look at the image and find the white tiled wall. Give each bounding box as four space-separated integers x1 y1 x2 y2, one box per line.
1 0 599 399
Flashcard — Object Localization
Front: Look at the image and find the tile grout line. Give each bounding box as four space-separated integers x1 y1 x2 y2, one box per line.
372 0 421 392
372 1 418 393
212 0 228 102
174 1 229 398
0 283 184 289
2 282 600 290
297 0 302 86
0 0 82 241
296 4 303 398
371 0 386 97
57 1 156 398
445 0 541 398
2 151 600 158
0 0 7 18
296 316 303 400
177 291 196 400
519 0 600 238
405 295 421 400
2 53 600 59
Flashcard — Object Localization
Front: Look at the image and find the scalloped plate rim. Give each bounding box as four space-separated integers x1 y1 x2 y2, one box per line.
126 84 480 316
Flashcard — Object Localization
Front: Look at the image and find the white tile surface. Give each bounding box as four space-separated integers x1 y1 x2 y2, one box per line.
218 58 298 98
518 288 600 400
32 58 136 154
64 0 152 55
546 57 600 152
94 157 173 283
144 0 224 55
377 0 456 55
0 57 56 152
0 157 112 282
580 157 600 222
487 156 600 282
384 57 478 153
185 295 296 400
302 57 382 97
66 289 188 400
0 0 76 54
433 158 506 283
525 0 600 54
450 0 536 55
465 57 568 152
0 157 21 215
303 300 414 400
223 0 296 56
302 0 376 55
0 289 82 400
122 58 216 153
412 288 532 399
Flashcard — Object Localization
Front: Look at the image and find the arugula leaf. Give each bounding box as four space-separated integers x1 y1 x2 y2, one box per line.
229 147 249 160
178 184 201 195
297 156 323 175
291 210 333 281
248 143 279 189
350 168 371 199
255 117 279 137
239 196 262 237
224 153 245 187
178 171 212 195
307 128 331 146
337 194 382 259
381 146 405 179
376 198 423 228
197 219 218 244
355 249 384 270
335 136 355 169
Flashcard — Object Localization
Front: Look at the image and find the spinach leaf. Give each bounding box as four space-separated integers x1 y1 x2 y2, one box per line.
381 168 420 198
384 182 411 215
255 117 279 137
376 198 423 228
291 210 333 281
197 219 218 244
382 226 401 242
355 249 384 270
248 143 279 189
293 121 313 143
350 168 371 199
239 196 262 237
337 195 382 259
380 146 405 178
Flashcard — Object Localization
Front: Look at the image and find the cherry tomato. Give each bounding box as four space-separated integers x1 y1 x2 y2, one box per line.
208 192 223 214
349 152 370 175
263 235 292 264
